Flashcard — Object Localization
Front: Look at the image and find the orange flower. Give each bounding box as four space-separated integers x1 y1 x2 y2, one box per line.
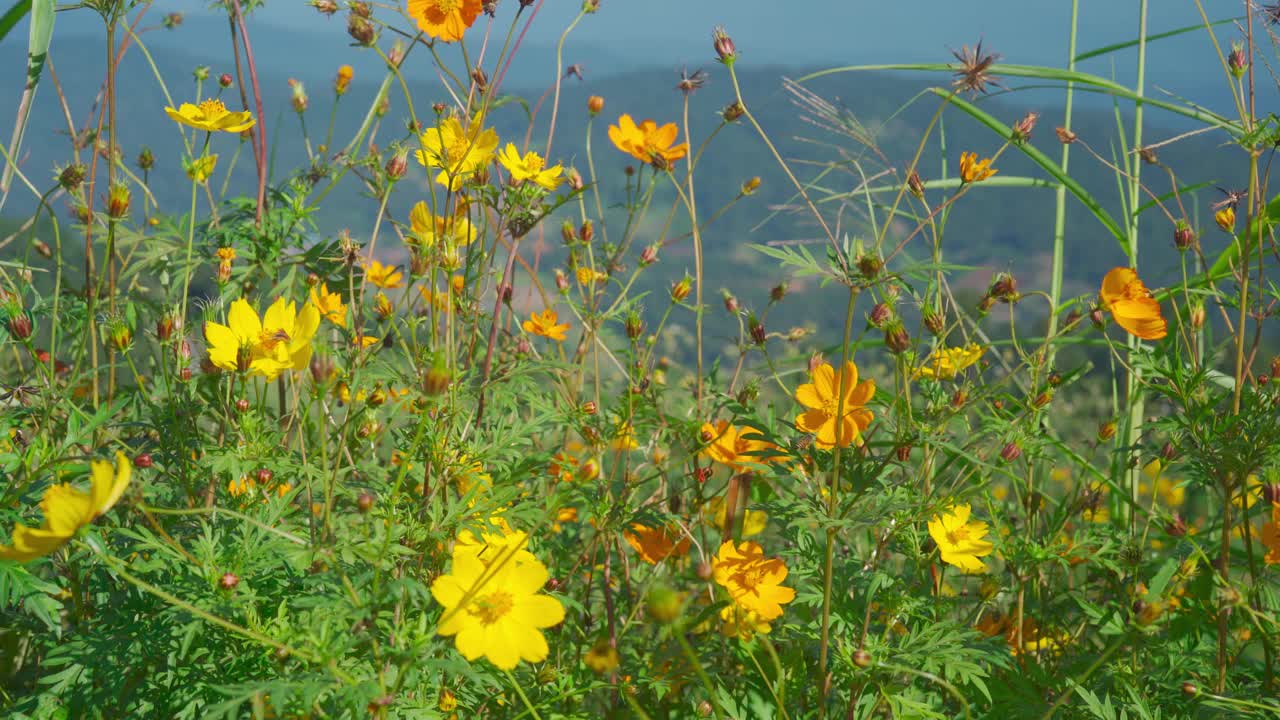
1262 505 1280 565
794 361 875 449
407 0 482 43
958 151 997 183
700 420 779 472
1100 267 1167 340
522 308 570 341
607 114 688 166
624 523 690 564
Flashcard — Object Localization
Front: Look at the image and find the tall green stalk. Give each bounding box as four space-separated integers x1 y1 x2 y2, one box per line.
1046 0 1079 363
1123 0 1149 532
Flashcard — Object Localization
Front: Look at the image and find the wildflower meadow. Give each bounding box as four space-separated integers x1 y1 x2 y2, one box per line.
2 0 1280 717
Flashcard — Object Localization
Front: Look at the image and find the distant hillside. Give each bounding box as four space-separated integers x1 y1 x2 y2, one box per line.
0 26 1253 349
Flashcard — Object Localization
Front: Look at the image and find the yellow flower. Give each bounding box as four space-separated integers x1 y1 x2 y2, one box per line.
204 298 320 380
1100 267 1167 340
455 517 536 568
794 361 875 449
309 282 347 327
415 116 499 190
575 266 607 286
915 343 985 381
165 98 255 133
927 504 994 573
407 0 482 43
522 308 570 341
0 452 131 562
364 260 404 289
409 201 476 247
719 604 773 641
703 497 767 537
584 640 620 674
185 154 218 183
1215 205 1236 232
216 247 237 263
623 523 690 564
607 114 689 166
699 420 780 472
958 151 997 183
1262 505 1280 565
229 475 256 498
334 65 353 95
431 542 565 670
497 143 563 190
1233 474 1265 510
713 541 795 621
374 292 394 320
610 420 639 451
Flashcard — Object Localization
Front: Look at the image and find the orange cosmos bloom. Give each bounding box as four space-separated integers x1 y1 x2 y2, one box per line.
522 308 570 341
958 151 997 183
624 523 691 564
794 361 875 449
1100 267 1167 340
407 0 482 43
712 540 795 621
1262 505 1280 565
700 420 780 472
607 114 689 166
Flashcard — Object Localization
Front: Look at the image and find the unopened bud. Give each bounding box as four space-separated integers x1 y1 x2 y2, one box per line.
748 315 766 345
1000 442 1022 463
742 176 761 195
385 150 408 180
671 277 692 302
868 302 891 328
883 323 910 354
722 101 745 122
640 244 659 266
587 95 604 115
133 453 154 469
219 572 239 590
857 255 882 278
1011 111 1038 142
712 26 736 64
1055 126 1077 144
1098 421 1117 442
108 183 130 219
723 292 739 314
1228 42 1248 77
907 170 925 198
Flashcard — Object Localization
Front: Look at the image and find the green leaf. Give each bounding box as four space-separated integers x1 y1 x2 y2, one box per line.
1074 16 1241 62
0 0 31 45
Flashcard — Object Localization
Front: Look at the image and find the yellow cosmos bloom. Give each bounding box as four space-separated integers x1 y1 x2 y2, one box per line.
927 503 995 573
185 154 218 183
607 114 689 166
584 640 620 674
415 116 499 190
431 543 565 670
0 452 131 562
165 98 255 133
363 260 404 289
610 420 639 451
522 308 570 341
1215 206 1235 232
407 0 482 42
309 282 347 327
916 343 985 381
204 297 320 380
576 267 608 286
496 143 563 190
703 497 767 537
958 151 997 183
623 523 691 564
700 420 781 472
794 361 875 449
334 65 353 95
720 604 773 641
409 201 476 247
455 517 536 568
1100 267 1167 340
712 540 795 621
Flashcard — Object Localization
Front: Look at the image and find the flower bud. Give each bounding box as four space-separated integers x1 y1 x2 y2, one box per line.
857 254 882 279
1011 111 1038 142
1000 442 1022 463
1215 206 1235 233
646 585 683 624
555 269 570 293
108 182 130 219
907 170 925 198
580 220 594 244
742 176 761 195
712 26 736 64
347 13 376 46
6 311 33 340
133 453 154 469
748 315 766 345
989 273 1017 303
868 302 891 328
1166 514 1187 537
334 65 353 95
235 398 250 413
136 147 155 172
219 572 239 590
852 649 872 669
163 12 184 27
922 309 945 336
1190 303 1205 330
193 66 209 81
625 312 645 340
58 163 86 192
385 150 408 180
722 101 745 122
895 444 911 462
640 244 659 266
470 66 488 91
722 292 739 314
1228 42 1248 77
311 0 338 14
587 95 604 115
357 492 375 513
883 323 910 354
1055 126 1077 144
218 73 233 89
1160 441 1177 462
1098 421 1117 441
582 400 598 415
950 389 967 409
671 277 691 302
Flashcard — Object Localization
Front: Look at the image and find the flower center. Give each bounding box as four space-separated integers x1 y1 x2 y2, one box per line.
469 589 513 625
525 153 545 173
199 99 227 118
432 0 462 11
946 527 970 546
258 328 291 352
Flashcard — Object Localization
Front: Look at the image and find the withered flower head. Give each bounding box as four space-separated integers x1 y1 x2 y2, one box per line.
950 40 1003 95
566 64 585 80
676 67 709 96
